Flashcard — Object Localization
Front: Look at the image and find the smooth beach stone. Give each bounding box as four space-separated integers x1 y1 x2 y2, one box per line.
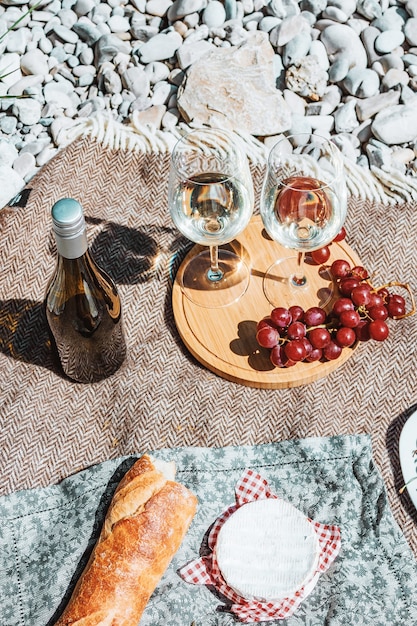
375 30 405 54
177 31 292 136
139 30 182 62
167 0 206 21
378 53 404 72
121 66 150 96
285 55 328 99
407 0 417 18
20 48 50 76
322 6 348 23
0 164 24 206
268 0 300 19
74 0 95 16
146 0 173 17
271 14 310 47
405 18 417 46
343 67 380 97
306 113 334 132
372 104 417 144
361 26 381 65
53 24 79 44
12 99 42 125
0 115 18 134
12 152 36 179
6 28 30 54
8 75 44 96
0 138 18 166
356 0 382 20
372 7 407 32
144 61 170 84
283 32 311 66
309 39 329 70
72 21 101 45
356 88 400 121
321 24 368 82
283 88 306 114
0 53 22 86
381 68 409 89
95 34 131 64
333 99 359 133
259 16 281 32
328 0 356 18
107 15 130 32
202 1 226 27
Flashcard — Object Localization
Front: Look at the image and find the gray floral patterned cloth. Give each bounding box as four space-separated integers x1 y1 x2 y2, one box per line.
0 434 416 626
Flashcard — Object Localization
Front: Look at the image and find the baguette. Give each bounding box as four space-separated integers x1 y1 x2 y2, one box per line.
55 454 198 626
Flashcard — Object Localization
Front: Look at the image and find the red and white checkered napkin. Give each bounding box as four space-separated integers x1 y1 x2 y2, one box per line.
179 469 341 623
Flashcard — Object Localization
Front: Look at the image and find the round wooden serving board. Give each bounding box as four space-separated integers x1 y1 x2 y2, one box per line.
172 216 363 389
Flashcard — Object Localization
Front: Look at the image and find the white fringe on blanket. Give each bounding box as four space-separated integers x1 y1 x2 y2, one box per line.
56 111 417 207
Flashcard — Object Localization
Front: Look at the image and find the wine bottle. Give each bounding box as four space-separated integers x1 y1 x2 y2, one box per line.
45 198 126 383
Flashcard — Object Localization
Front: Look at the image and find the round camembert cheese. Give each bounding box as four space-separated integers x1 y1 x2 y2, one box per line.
215 498 320 602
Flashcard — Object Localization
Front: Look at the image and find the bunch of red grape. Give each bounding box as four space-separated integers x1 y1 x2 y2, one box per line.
256 258 409 369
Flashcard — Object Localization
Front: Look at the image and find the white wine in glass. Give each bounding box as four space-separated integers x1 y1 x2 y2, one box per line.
260 133 347 308
169 128 254 308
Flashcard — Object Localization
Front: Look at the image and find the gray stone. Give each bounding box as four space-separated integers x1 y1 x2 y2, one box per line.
72 21 102 45
372 104 417 144
95 34 131 64
74 0 96 16
100 67 122 94
177 31 292 136
138 31 183 63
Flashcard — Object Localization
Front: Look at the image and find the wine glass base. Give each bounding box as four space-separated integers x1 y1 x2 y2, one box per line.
179 249 250 308
263 256 334 310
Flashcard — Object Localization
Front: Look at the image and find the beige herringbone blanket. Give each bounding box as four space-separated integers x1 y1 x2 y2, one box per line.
1 136 416 558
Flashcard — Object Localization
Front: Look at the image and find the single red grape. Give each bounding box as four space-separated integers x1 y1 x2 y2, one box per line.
351 284 371 307
335 326 356 347
288 305 304 322
287 321 306 340
368 305 388 321
304 306 327 326
284 340 306 362
311 246 331 265
355 320 370 342
338 276 360 297
332 297 355 316
257 317 278 332
339 309 361 328
256 326 280 349
387 300 406 319
271 307 292 328
377 288 390 303
270 345 287 368
368 292 384 308
308 327 331 349
305 347 323 362
300 337 313 357
331 259 351 278
388 294 406 307
323 341 343 360
351 266 369 280
368 320 389 341
333 227 346 242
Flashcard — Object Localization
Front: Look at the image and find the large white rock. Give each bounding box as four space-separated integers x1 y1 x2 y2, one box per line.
177 31 292 136
372 104 417 145
0 165 24 208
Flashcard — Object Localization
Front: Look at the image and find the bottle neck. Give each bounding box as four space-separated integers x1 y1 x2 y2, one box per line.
54 228 88 259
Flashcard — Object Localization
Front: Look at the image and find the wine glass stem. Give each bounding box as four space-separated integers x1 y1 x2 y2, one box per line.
207 245 224 282
292 251 307 287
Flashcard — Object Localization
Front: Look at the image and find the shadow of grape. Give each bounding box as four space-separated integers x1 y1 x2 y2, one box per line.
229 320 275 372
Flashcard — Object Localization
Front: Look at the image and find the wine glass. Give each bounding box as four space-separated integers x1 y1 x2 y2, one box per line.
260 133 347 308
169 128 254 308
